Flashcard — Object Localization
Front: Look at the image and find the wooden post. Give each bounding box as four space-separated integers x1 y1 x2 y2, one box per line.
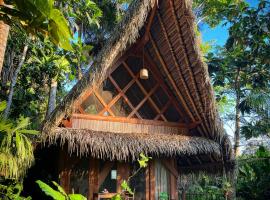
89 158 99 200
146 160 155 200
59 148 71 193
169 160 178 200
116 162 130 193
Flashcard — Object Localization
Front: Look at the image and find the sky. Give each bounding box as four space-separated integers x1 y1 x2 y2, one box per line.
201 0 259 46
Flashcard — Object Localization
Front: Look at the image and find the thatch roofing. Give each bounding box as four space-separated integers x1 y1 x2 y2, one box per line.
41 0 234 168
43 128 221 161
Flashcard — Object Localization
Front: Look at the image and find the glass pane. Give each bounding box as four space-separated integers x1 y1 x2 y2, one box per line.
164 104 181 122
138 100 157 120
102 111 111 116
139 70 156 92
81 94 104 114
111 97 132 117
151 87 169 108
125 83 145 107
111 64 132 89
155 161 170 200
70 158 89 197
97 79 118 104
126 56 142 75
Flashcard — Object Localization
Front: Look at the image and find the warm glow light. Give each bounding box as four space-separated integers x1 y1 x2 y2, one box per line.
140 68 149 79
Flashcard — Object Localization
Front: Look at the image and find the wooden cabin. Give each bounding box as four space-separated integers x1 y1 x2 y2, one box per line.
41 0 234 199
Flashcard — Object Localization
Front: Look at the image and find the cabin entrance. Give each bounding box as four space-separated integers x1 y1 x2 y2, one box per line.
59 151 178 200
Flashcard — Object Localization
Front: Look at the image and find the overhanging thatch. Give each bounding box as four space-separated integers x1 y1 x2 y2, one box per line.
42 128 221 161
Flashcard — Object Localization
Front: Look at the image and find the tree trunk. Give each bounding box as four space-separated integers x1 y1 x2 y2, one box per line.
234 67 241 157
0 0 10 76
3 44 28 119
46 79 58 119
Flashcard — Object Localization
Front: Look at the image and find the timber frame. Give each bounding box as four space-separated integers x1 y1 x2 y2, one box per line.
40 0 235 200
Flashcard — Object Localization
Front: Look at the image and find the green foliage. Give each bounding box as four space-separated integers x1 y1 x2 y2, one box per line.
137 153 151 168
0 182 31 200
36 180 87 200
159 192 169 200
120 180 134 195
0 0 73 50
0 101 39 179
193 0 247 27
208 0 270 139
237 146 270 200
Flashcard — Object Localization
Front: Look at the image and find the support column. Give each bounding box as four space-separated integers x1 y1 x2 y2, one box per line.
146 160 155 200
89 158 99 200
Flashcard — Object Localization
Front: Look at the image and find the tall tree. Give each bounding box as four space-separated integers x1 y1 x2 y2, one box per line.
208 0 270 156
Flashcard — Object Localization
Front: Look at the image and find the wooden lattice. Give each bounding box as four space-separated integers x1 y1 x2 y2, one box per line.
76 56 183 123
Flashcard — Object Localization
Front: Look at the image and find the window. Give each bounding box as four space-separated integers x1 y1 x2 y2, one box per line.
155 161 170 200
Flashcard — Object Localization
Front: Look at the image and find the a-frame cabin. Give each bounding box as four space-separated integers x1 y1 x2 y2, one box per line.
40 0 234 199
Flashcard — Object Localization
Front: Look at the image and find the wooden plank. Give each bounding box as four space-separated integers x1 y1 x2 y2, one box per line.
149 161 155 200
116 162 130 193
168 0 211 135
156 11 210 137
145 164 150 200
72 113 188 128
89 158 99 200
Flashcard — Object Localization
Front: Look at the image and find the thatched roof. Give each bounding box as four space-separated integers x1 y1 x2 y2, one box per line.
43 128 221 161
41 0 234 169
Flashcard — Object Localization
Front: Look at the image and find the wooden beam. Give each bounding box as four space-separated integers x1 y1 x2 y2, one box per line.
133 2 157 53
89 158 99 200
72 113 189 128
149 161 155 200
168 0 211 135
156 10 210 137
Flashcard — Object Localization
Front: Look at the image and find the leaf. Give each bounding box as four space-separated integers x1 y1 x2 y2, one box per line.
68 194 87 200
52 181 67 197
0 101 7 112
49 9 73 51
121 180 134 195
36 180 65 200
138 153 152 168
19 129 39 135
111 194 122 200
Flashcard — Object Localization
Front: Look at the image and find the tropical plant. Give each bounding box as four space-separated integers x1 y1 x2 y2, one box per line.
0 181 31 200
0 101 39 179
0 0 73 51
237 146 270 200
36 180 87 200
